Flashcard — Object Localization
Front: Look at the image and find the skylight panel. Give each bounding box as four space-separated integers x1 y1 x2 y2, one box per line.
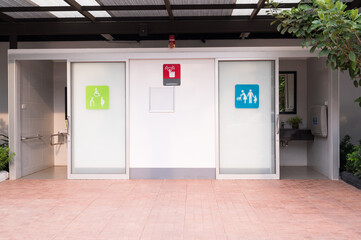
235 0 259 3
30 0 69 6
232 9 253 16
51 11 84 18
258 8 292 15
274 0 301 3
89 11 112 17
75 0 99 6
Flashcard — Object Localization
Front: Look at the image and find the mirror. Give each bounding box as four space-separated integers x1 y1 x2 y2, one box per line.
279 71 297 114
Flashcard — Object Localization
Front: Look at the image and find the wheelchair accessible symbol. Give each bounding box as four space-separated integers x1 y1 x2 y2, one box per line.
235 84 259 108
86 86 109 110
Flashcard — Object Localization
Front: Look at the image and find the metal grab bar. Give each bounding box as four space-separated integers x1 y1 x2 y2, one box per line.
21 134 43 141
50 132 68 146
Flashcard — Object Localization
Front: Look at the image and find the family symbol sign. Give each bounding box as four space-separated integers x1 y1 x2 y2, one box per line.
235 84 259 109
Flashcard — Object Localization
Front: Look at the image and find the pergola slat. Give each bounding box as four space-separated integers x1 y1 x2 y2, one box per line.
0 4 299 12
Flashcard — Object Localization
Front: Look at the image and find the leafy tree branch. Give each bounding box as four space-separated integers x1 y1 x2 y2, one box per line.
267 0 361 106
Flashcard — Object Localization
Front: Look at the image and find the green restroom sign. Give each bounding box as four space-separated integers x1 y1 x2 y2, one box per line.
86 86 109 110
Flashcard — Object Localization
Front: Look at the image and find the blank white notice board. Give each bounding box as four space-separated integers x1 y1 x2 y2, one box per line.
149 87 175 113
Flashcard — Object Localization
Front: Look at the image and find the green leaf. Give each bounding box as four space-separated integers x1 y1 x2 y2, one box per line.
281 27 288 35
354 80 359 88
277 23 282 32
349 51 356 63
340 54 345 65
319 48 330 57
336 1 342 10
355 97 361 103
351 9 358 21
310 45 317 53
351 61 357 71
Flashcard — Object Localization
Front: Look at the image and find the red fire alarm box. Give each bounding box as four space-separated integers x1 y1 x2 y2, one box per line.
169 35 175 48
163 64 181 86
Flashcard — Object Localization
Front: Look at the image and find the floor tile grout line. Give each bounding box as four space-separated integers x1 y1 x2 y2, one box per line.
210 180 228 239
95 181 138 239
182 180 188 240
138 179 164 240
50 181 113 240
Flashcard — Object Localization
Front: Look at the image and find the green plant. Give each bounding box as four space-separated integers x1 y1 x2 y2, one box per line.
279 75 286 112
287 116 302 129
0 134 9 148
346 144 361 178
267 0 361 106
287 116 303 125
340 135 355 172
0 134 15 172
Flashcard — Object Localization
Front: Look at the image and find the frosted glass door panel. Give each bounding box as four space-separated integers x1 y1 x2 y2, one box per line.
219 61 275 174
71 62 126 174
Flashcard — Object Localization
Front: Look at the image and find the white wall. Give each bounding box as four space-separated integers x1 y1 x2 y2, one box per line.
340 71 361 144
279 60 308 166
53 62 67 166
0 43 9 135
307 58 339 179
130 59 215 169
18 60 54 176
0 39 304 132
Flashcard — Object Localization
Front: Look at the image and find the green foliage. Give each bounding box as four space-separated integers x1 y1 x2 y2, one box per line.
340 135 356 171
0 134 15 172
267 0 361 106
346 144 361 178
0 134 9 147
287 116 303 125
279 75 286 112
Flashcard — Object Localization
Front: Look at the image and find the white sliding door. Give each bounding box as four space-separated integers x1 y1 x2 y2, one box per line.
70 62 126 176
218 60 278 178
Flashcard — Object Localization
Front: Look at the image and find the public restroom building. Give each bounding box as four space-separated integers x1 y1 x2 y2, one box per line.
2 0 360 181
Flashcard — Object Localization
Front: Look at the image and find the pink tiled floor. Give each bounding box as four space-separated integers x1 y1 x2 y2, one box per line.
0 179 361 240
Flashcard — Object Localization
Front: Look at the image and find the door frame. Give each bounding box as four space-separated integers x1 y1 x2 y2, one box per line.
215 58 280 179
67 60 130 180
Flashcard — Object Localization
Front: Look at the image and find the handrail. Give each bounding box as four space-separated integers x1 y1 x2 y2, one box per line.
50 132 68 146
21 134 43 141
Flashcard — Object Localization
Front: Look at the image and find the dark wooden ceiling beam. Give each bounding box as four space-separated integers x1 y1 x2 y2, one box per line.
63 0 115 41
63 0 96 22
164 0 174 22
0 4 298 12
12 15 265 23
0 19 277 36
0 12 14 22
250 0 267 20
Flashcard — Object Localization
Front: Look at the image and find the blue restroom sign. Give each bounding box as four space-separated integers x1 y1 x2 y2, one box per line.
235 84 259 108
